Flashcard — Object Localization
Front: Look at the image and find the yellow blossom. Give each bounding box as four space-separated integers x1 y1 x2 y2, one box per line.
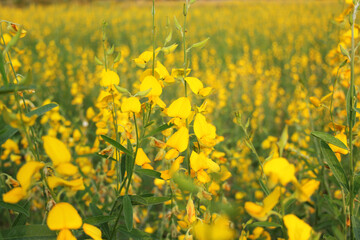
244 186 281 221
140 76 162 97
100 69 120 87
83 223 102 240
263 157 296 187
166 127 189 153
167 97 191 119
135 148 151 166
121 97 141 113
47 202 82 240
283 214 314 240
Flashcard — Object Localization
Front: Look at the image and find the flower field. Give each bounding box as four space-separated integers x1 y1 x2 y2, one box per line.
0 0 359 239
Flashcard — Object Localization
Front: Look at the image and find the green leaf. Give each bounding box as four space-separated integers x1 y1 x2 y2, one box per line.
324 235 338 240
145 123 174 138
118 195 171 206
0 51 8 85
101 135 133 156
134 88 151 97
0 201 29 216
1 224 56 239
258 178 270 195
173 173 199 194
107 45 115 55
84 215 117 225
174 15 182 33
4 26 22 54
113 52 122 63
114 85 131 96
277 125 288 157
0 125 18 146
26 103 58 118
353 215 360 240
123 195 133 231
320 141 349 190
135 168 162 179
20 69 33 85
164 29 172 45
12 201 30 227
94 56 103 65
0 85 36 95
249 221 282 228
340 44 350 59
187 37 210 52
311 131 348 150
118 226 152 240
354 173 360 194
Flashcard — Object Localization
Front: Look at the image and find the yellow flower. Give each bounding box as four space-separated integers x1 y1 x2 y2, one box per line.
47 202 82 240
186 197 196 224
43 136 79 176
166 127 189 153
190 151 219 173
43 136 71 166
193 216 234 240
244 186 281 221
140 76 162 97
167 97 191 119
197 169 211 183
135 148 151 166
295 179 320 202
121 97 141 113
184 77 212 97
2 161 45 204
263 157 296 188
2 187 26 204
133 48 160 68
83 223 102 240
194 113 217 147
47 176 85 191
16 161 45 190
100 69 120 87
283 214 314 240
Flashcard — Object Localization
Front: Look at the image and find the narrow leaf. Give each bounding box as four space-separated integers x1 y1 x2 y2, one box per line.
145 123 174 138
118 226 152 240
277 125 288 157
0 201 29 216
1 224 56 239
320 141 349 190
134 88 152 97
174 15 182 32
311 131 348 150
26 103 58 117
94 56 103 65
135 169 162 179
0 125 18 146
101 135 133 156
84 215 117 225
123 195 133 231
249 221 282 228
0 85 35 95
353 215 360 240
0 52 8 85
187 37 209 52
114 85 131 95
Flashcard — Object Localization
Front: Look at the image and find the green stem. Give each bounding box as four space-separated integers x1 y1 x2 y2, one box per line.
152 0 156 76
182 1 191 175
125 113 140 194
110 204 124 240
349 4 359 239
